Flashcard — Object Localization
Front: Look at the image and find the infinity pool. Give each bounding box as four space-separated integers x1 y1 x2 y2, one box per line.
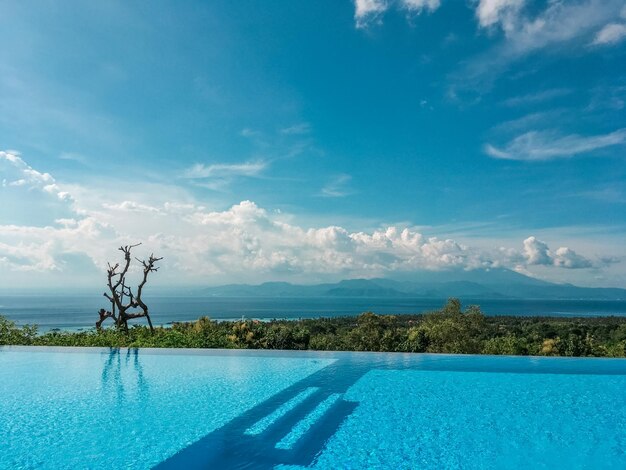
1 347 625 469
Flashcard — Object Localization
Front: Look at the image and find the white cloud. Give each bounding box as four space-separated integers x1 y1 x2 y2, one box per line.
354 0 388 28
184 161 266 179
163 202 202 213
523 236 591 269
592 22 626 45
502 88 572 107
0 218 116 274
0 153 609 287
475 0 526 31
0 150 73 202
553 246 592 269
319 174 354 198
485 128 626 161
579 186 626 204
401 0 441 14
240 128 262 138
1 151 52 185
522 236 551 265
182 160 267 191
59 152 88 164
102 201 163 213
280 123 311 135
353 0 442 27
0 196 596 284
454 0 624 93
492 1 622 52
490 110 564 133
0 239 59 272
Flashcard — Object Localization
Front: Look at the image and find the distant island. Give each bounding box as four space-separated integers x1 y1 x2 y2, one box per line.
201 268 626 300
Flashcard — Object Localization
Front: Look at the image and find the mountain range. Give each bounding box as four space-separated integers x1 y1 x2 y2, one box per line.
202 268 626 300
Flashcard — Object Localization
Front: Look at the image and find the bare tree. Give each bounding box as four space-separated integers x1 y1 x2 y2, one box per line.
96 244 162 332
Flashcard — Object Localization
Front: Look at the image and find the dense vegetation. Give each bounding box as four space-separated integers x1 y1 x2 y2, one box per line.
2 299 626 357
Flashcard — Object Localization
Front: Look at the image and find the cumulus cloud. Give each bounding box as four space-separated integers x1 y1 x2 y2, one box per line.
485 128 626 161
0 153 604 287
522 236 551 265
0 240 58 272
0 198 595 284
523 236 591 269
553 246 593 269
0 217 117 274
178 202 494 276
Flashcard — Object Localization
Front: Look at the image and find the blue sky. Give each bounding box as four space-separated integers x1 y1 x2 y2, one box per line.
0 0 625 288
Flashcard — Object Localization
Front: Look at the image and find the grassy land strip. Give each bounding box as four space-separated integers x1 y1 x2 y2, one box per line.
2 299 625 357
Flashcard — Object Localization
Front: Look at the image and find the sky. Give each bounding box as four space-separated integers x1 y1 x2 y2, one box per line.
0 0 625 289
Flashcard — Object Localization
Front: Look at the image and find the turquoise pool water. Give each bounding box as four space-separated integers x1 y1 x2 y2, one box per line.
1 347 625 469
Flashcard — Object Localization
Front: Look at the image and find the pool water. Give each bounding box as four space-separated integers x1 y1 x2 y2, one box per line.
1 347 625 469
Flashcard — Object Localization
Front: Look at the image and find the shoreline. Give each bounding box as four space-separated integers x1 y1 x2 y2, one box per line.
3 300 626 358
21 311 626 334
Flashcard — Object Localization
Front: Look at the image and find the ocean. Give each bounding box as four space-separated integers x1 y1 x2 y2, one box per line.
1 295 626 331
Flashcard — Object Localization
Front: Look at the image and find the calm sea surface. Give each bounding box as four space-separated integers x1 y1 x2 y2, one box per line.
1 295 626 331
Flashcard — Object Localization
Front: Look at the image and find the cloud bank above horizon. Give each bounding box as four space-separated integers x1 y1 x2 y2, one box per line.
0 151 615 288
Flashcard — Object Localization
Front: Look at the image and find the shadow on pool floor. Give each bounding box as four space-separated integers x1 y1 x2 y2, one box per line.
154 359 367 470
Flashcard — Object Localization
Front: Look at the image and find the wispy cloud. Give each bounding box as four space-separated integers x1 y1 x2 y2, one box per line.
1 150 72 201
402 0 441 14
485 128 626 161
280 122 311 135
452 0 624 94
592 22 626 45
587 84 626 111
319 174 354 198
353 0 441 28
484 0 622 53
59 152 88 164
502 88 572 107
490 109 565 133
184 161 267 179
578 186 626 204
475 0 526 31
182 160 268 192
354 0 388 28
240 128 262 138
102 201 163 213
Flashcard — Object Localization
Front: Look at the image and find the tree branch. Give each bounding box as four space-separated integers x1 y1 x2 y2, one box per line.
97 243 160 333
